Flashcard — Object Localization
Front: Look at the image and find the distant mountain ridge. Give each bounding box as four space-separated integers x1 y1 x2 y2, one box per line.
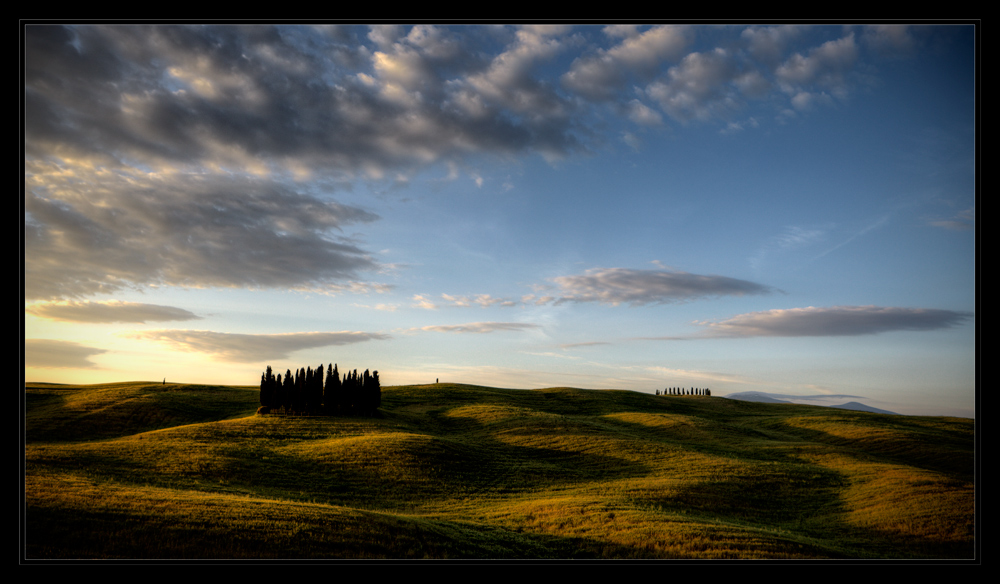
724 391 899 415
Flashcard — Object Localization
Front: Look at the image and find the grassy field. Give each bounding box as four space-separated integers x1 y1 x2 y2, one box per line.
23 381 976 560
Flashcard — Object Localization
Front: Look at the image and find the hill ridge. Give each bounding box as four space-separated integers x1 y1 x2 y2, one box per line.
24 381 975 559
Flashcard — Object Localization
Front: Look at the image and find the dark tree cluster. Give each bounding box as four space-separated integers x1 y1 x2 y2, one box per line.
258 363 381 416
656 387 710 396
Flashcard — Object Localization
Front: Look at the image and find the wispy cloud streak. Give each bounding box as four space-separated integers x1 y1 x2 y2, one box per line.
124 330 390 362
417 322 540 334
695 306 972 338
25 339 108 369
551 268 774 306
26 301 201 324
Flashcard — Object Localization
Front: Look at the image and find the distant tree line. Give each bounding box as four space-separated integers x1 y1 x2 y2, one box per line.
655 387 710 396
258 363 381 416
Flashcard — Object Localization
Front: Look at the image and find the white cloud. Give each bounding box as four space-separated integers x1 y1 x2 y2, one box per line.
790 90 834 111
626 99 662 126
462 24 571 118
411 294 439 310
776 33 858 95
417 322 540 334
562 25 691 101
441 293 517 308
645 48 740 122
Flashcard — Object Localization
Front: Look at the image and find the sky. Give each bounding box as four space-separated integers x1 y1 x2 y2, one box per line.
23 23 977 417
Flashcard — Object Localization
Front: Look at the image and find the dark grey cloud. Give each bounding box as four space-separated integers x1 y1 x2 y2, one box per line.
860 25 917 58
418 322 540 334
741 25 805 65
22 24 594 300
25 168 379 300
25 25 883 182
559 341 612 349
552 268 774 306
125 329 390 362
26 301 201 323
696 306 973 338
24 24 586 178
25 339 107 369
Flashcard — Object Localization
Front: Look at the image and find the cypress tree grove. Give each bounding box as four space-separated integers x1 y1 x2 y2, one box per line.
258 362 382 416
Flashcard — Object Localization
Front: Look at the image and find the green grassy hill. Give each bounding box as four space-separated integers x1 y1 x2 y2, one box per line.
23 382 975 559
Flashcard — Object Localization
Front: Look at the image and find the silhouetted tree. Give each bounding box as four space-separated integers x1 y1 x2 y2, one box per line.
324 364 338 413
282 369 293 413
260 365 280 409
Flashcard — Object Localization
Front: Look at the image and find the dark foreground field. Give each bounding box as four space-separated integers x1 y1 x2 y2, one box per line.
23 382 975 560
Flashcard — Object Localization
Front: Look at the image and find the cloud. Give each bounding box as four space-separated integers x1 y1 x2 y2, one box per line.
741 25 804 65
440 293 517 308
23 25 915 304
559 341 611 349
27 25 540 177
417 322 540 334
25 25 885 186
790 90 834 111
23 24 613 301
695 306 973 338
294 281 395 297
551 268 774 306
861 25 916 57
643 366 751 386
25 164 379 300
25 300 201 323
521 294 557 306
775 33 858 97
124 330 390 362
625 99 663 126
930 206 975 231
645 48 743 122
411 294 439 310
750 225 829 270
25 339 107 369
562 25 691 101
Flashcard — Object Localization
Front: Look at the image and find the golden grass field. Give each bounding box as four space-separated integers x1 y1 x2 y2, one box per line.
23 381 976 560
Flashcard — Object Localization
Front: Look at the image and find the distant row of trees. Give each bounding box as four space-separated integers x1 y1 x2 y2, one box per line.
258 363 381 416
656 387 710 396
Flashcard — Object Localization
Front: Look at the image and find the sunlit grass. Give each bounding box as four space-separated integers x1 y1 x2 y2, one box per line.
24 382 975 559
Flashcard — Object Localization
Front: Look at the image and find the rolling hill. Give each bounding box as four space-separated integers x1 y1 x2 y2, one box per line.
23 381 975 560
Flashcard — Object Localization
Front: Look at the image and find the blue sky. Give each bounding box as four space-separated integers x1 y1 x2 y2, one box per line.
24 24 976 417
